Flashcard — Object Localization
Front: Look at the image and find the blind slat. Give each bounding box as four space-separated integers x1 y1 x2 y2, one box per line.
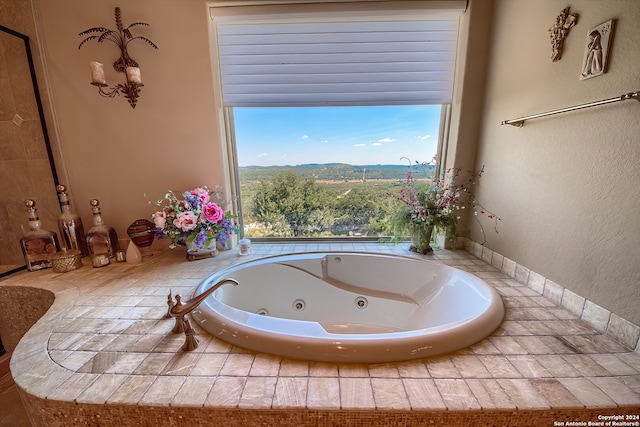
222 71 454 85
220 51 456 65
219 41 458 56
224 91 453 107
222 61 455 74
217 20 459 36
224 81 452 94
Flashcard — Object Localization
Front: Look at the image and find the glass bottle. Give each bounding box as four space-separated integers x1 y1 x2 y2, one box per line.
86 199 120 267
19 199 60 271
56 185 89 257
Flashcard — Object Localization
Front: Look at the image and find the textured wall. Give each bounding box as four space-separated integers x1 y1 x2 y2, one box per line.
472 0 640 325
33 0 228 240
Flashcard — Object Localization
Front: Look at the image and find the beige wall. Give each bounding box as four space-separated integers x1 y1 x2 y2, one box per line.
33 0 227 240
472 0 640 325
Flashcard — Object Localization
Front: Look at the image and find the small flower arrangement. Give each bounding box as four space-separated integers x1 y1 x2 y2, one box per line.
151 186 237 250
392 158 500 253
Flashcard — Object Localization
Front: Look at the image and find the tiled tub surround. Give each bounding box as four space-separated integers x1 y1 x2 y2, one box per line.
465 239 640 353
2 243 639 426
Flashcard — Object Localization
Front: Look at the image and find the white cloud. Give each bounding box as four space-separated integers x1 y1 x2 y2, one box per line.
354 143 366 147
417 134 431 140
302 135 310 139
257 153 268 158
320 140 329 143
377 137 395 143
371 142 382 146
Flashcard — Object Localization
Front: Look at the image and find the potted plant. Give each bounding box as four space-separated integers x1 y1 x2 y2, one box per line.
392 159 499 254
151 186 238 255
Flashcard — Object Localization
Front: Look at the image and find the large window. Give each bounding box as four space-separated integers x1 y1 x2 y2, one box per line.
233 105 443 238
211 1 463 239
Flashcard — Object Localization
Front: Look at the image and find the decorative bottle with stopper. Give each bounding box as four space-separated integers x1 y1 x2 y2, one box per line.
86 199 120 267
56 185 89 257
19 199 60 271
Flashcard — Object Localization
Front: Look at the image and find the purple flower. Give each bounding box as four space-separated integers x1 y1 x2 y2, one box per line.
182 191 200 210
193 229 208 249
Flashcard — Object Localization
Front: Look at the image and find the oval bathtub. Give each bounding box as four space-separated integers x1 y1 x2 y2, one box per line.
191 252 505 363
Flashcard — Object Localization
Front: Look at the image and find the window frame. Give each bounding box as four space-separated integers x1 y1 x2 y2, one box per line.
210 1 462 239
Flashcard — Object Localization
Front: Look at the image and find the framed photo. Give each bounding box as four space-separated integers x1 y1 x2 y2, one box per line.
580 19 615 80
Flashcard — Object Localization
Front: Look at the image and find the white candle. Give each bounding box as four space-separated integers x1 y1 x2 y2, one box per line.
90 61 106 85
126 67 142 84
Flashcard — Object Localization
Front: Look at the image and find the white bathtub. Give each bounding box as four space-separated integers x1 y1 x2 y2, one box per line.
191 252 505 363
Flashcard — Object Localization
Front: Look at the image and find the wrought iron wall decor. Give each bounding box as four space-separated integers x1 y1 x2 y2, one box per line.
78 7 158 108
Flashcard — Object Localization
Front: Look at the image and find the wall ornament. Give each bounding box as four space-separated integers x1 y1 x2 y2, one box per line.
580 19 615 80
548 6 578 62
78 7 158 108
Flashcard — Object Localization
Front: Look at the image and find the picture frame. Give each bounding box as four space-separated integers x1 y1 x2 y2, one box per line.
580 19 615 80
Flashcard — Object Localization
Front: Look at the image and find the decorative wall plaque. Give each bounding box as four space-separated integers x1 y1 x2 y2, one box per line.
580 19 615 80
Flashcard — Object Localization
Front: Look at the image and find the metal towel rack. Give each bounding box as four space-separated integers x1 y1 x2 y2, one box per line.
501 90 639 127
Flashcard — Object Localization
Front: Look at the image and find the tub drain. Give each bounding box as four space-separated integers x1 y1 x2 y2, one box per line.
256 308 269 316
355 297 368 308
292 299 306 311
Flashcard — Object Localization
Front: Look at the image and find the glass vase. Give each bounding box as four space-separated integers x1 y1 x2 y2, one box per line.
185 240 218 261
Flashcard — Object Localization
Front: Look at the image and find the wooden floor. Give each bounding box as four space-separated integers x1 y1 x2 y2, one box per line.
0 369 31 426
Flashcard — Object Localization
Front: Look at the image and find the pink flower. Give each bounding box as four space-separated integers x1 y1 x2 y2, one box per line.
153 211 166 229
190 187 210 205
202 202 224 223
173 211 199 231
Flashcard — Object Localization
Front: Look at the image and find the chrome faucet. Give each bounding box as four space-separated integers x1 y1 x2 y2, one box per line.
169 278 239 342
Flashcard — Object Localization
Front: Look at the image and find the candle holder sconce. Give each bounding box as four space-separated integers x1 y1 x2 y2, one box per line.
78 7 158 108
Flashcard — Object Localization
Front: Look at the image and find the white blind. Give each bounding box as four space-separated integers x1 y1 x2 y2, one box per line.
211 1 464 107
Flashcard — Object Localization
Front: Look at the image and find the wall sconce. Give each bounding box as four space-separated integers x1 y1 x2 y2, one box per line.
78 7 158 108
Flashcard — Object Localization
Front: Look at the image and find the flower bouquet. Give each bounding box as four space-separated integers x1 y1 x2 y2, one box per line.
152 186 237 251
392 159 499 254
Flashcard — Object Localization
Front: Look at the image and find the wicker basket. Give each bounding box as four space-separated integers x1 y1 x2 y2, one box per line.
52 249 83 273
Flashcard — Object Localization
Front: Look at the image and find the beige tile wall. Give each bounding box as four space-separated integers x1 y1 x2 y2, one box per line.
0 29 59 271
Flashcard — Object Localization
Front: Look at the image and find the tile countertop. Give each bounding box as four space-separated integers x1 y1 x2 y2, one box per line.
2 242 640 427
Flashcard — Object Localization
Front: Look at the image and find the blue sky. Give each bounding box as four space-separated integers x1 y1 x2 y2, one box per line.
233 105 442 167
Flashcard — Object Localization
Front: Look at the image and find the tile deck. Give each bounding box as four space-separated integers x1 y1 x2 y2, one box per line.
2 242 639 426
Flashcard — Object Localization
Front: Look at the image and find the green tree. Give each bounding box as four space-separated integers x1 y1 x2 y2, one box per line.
251 171 335 236
334 185 396 235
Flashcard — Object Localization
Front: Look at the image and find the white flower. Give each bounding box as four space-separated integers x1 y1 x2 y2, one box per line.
153 211 166 229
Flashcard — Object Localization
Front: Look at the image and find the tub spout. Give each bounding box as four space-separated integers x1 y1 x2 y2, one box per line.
170 278 239 318
169 278 238 335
